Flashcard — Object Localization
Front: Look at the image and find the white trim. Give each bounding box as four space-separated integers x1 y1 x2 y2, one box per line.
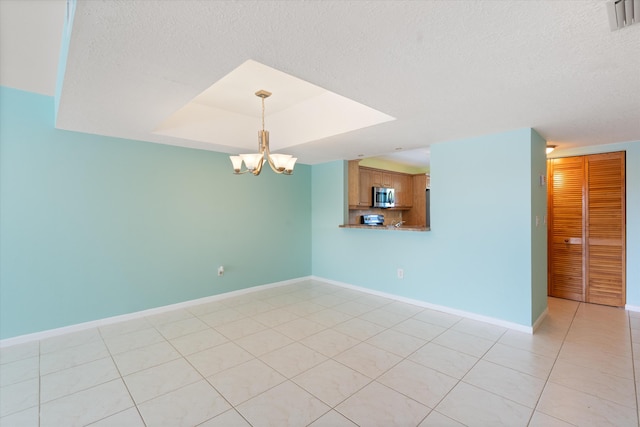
311 276 535 334
2 274 544 347
531 307 548 333
0 276 311 348
625 304 640 312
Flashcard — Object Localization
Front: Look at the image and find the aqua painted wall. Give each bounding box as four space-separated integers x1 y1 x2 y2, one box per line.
312 129 546 327
530 130 548 323
0 87 311 339
549 141 640 307
4 83 633 339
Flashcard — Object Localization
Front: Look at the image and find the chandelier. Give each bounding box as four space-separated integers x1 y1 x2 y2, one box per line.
229 90 297 175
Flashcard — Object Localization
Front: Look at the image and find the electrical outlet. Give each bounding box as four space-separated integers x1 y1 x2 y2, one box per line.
217 266 224 277
397 268 404 279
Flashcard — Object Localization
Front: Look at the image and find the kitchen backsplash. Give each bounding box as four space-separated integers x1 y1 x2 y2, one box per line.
349 208 403 226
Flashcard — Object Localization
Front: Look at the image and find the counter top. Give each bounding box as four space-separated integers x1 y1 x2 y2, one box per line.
339 224 430 232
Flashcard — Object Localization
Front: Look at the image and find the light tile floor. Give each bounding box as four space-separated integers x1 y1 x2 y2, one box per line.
1 280 639 426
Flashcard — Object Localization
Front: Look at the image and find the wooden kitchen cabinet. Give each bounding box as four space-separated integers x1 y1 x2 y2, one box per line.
348 160 360 208
403 174 427 226
355 166 414 209
345 162 429 231
392 173 413 208
370 170 382 187
370 170 393 188
358 168 373 207
348 160 379 208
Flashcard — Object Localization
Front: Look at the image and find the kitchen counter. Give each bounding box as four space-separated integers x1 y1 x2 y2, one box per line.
339 224 430 232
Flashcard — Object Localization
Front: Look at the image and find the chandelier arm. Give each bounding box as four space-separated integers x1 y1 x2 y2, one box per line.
252 156 265 176
262 135 287 174
265 154 286 174
235 167 254 175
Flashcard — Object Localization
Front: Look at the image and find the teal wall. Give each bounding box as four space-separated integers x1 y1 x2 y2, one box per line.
313 129 546 327
549 141 640 307
0 87 312 339
530 130 548 323
4 83 634 339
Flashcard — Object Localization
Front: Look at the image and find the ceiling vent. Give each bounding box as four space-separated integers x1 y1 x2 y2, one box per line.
607 0 640 30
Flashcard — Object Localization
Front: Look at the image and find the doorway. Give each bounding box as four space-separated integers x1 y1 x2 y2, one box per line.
547 151 626 307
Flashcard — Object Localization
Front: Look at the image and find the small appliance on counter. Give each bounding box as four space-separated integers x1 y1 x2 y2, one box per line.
361 214 384 226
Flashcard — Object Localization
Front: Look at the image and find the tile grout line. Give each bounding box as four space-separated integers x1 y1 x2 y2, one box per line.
6 286 635 426
421 323 510 426
253 296 422 424
301 299 536 425
398 311 465 421
227 285 362 426
526 301 580 427
38 340 41 427
147 316 241 426
628 312 639 424
97 325 149 427
353 310 469 425
194 289 349 426
104 311 256 426
309 302 433 426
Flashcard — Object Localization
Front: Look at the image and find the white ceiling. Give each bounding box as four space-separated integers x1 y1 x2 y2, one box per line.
0 0 66 96
153 60 395 152
1 0 639 167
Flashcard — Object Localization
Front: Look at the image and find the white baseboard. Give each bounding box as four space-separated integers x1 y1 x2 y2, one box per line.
2 274 544 347
311 276 535 334
0 276 312 348
625 304 640 312
532 307 548 333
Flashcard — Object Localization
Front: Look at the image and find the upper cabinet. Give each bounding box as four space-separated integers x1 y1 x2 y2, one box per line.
392 173 413 208
358 168 374 207
349 160 371 208
348 160 361 208
370 170 393 188
348 161 413 209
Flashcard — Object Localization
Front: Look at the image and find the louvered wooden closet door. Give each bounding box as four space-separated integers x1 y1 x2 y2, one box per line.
585 152 626 306
548 156 585 302
548 152 626 307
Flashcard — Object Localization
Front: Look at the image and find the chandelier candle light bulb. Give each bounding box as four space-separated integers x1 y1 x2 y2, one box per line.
229 90 297 176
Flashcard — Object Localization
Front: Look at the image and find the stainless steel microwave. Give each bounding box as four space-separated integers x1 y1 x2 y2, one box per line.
372 187 395 208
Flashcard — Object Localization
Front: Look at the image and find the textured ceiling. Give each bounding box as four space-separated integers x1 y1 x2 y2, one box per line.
2 1 639 166
0 0 66 96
